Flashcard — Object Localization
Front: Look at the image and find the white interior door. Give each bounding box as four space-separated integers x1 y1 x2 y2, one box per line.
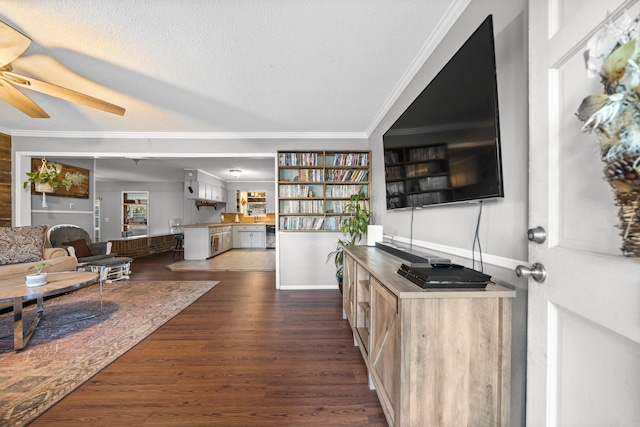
527 1 640 426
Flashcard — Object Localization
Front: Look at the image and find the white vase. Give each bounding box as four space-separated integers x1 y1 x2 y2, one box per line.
26 273 47 287
367 225 384 246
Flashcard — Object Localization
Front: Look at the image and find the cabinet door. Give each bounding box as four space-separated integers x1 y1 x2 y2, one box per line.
253 231 265 248
370 278 399 425
343 255 355 323
238 231 253 248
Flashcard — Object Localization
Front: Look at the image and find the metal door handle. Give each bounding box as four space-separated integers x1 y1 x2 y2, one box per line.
515 263 547 283
527 226 546 244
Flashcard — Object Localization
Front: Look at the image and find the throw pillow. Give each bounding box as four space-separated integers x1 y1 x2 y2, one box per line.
0 225 47 265
63 239 93 258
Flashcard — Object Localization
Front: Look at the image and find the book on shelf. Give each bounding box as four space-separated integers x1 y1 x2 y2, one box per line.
331 152 369 167
279 152 319 166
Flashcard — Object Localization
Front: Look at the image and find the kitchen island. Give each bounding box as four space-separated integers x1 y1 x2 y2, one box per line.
183 224 233 260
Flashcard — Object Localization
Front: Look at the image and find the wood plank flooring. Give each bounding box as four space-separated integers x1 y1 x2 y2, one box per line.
30 251 387 426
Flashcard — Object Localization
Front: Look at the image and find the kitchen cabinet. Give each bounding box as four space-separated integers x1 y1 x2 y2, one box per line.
184 224 233 260
221 227 233 252
233 224 266 248
184 170 227 203
343 245 514 427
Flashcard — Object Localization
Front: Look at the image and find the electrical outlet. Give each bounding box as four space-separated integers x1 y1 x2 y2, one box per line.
69 202 74 209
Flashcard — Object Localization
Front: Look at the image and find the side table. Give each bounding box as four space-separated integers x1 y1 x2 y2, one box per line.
78 256 133 283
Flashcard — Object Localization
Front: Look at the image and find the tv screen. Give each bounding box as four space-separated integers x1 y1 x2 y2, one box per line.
383 15 503 210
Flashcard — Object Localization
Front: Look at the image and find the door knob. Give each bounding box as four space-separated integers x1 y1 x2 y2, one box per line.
527 226 546 244
515 263 547 283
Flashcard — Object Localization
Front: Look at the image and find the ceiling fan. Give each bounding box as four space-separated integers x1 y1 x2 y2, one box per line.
0 20 125 118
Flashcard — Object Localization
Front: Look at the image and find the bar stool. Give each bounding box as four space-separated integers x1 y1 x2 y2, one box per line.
173 233 184 258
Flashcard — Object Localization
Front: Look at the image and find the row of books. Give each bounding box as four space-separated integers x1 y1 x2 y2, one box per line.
279 185 315 198
325 169 368 182
279 152 319 166
280 200 324 214
279 152 369 167
290 169 325 182
325 200 349 214
330 152 369 166
279 216 325 230
280 169 369 183
325 184 364 198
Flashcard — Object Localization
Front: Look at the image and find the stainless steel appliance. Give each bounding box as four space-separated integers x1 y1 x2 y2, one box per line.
266 224 276 249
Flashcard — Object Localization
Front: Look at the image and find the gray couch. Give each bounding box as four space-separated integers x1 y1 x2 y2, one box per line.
47 224 114 263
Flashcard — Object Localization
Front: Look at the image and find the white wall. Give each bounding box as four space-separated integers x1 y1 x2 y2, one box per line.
97 181 184 240
368 1 527 424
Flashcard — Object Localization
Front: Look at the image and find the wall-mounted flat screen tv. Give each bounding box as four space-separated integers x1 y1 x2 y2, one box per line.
383 15 503 210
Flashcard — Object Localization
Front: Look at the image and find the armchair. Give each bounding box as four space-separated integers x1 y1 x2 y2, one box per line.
47 224 114 264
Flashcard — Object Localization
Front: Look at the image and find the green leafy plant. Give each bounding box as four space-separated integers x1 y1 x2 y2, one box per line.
28 262 50 275
327 186 374 281
23 159 86 191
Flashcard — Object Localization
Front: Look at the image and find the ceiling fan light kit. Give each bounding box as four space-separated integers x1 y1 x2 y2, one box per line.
0 20 125 118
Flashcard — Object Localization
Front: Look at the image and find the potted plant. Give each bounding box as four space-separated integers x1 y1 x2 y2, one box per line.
327 186 374 292
26 262 50 287
23 159 86 207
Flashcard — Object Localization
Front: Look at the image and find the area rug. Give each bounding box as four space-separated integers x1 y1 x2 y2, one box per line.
0 279 219 426
166 248 275 271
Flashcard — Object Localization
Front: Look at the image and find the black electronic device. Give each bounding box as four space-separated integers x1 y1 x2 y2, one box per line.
383 15 503 209
397 263 491 289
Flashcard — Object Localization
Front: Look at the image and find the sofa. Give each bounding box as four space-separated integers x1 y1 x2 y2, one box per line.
0 225 78 280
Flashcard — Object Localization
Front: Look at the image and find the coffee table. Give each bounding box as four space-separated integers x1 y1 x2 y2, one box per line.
0 271 98 351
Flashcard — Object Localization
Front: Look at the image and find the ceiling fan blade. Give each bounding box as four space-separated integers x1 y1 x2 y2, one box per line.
0 21 31 67
0 78 49 118
2 70 125 116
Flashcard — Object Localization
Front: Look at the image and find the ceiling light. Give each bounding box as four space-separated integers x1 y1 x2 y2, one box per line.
230 169 242 178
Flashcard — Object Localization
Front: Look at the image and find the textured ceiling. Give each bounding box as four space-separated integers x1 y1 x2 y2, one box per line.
0 0 457 136
1 0 460 181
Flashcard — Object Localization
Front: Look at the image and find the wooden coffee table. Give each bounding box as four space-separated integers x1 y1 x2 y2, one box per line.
0 271 98 351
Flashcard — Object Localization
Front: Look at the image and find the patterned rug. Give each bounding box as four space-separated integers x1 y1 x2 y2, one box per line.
0 279 219 426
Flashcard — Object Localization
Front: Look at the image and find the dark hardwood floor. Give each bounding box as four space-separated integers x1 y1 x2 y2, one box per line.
31 251 387 426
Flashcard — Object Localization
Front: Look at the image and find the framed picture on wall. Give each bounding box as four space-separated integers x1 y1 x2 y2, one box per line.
29 158 90 199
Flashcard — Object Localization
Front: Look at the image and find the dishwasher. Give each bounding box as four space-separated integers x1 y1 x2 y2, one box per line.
266 225 276 249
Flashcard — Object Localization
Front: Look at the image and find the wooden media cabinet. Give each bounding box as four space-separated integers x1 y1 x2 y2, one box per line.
342 245 515 426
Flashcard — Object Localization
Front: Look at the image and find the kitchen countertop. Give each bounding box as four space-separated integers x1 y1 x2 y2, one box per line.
181 222 274 228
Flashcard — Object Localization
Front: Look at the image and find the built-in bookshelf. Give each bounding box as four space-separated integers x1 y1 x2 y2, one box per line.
277 151 371 231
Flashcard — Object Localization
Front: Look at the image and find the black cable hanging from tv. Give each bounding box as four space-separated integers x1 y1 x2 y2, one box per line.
472 201 484 272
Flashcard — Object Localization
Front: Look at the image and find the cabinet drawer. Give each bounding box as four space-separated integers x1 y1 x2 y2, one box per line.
235 225 265 232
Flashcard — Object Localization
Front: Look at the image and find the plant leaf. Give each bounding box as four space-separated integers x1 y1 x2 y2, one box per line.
577 93 610 122
602 39 636 83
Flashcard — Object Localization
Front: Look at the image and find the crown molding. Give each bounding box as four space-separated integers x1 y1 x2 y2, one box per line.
6 130 368 140
365 0 470 136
